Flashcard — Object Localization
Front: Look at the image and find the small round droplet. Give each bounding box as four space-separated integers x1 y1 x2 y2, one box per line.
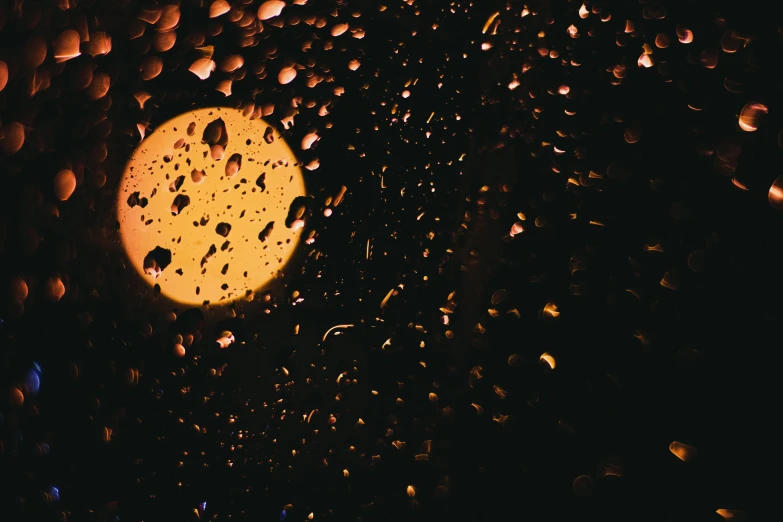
0 61 8 92
738 102 768 132
9 386 25 407
278 67 297 85
539 352 556 370
258 0 285 20
221 55 244 72
157 5 181 31
491 288 508 305
191 169 206 184
210 144 225 160
54 170 77 201
11 277 29 302
140 56 164 80
46 276 66 302
572 475 595 498
2 122 25 155
770 176 783 210
86 73 111 100
210 0 231 18
23 37 48 68
54 30 81 63
331 23 349 37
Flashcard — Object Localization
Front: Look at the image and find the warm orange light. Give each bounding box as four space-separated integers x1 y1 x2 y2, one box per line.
540 352 556 369
0 61 8 92
716 509 745 521
669 441 697 462
54 170 77 201
676 26 694 44
210 0 231 18
117 107 306 305
278 67 297 85
9 386 25 407
54 30 81 63
258 0 286 21
543 302 560 318
770 176 783 210
738 102 768 132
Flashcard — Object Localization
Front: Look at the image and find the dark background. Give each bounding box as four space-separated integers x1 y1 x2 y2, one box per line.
1 1 780 521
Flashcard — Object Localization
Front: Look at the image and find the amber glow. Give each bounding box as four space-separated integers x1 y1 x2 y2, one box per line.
543 301 560 318
117 107 306 305
669 441 697 462
716 509 745 521
540 352 556 369
770 176 783 210
738 102 768 132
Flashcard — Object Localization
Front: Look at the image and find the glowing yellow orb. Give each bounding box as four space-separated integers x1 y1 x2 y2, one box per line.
117 107 306 305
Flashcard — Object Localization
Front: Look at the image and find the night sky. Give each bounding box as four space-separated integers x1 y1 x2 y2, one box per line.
1 1 779 521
